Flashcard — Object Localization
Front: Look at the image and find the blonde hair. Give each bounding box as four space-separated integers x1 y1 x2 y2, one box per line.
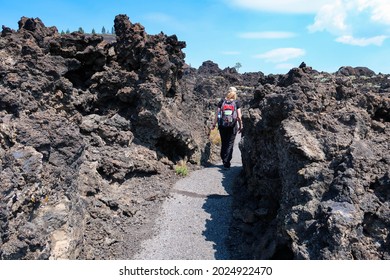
226 87 237 100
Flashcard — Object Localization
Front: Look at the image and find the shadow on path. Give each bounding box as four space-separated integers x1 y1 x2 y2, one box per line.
134 135 243 260
201 164 242 259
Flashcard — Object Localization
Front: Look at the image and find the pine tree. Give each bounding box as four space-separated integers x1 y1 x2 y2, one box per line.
234 62 242 72
78 27 84 34
101 26 106 34
92 28 96 35
66 29 70 34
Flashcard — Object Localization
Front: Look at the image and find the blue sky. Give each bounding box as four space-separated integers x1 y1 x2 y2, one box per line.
1 0 390 74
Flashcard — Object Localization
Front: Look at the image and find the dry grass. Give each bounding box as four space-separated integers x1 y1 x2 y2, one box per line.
209 127 221 145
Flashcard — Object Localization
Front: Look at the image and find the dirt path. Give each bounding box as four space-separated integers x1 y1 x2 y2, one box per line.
134 135 242 260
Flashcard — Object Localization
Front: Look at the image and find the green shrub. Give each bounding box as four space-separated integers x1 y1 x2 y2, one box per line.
175 159 188 176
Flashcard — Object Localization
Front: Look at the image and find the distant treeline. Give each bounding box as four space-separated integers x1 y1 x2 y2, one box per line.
60 26 115 35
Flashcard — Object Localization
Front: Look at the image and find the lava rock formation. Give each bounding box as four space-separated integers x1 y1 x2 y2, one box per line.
0 15 211 259
237 65 390 259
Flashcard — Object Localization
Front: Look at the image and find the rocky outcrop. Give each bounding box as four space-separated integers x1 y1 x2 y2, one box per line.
0 15 210 259
237 65 390 259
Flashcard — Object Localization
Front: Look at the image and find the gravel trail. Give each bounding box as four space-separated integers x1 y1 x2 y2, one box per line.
134 135 242 260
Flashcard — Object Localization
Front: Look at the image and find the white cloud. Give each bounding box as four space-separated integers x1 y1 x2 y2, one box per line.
307 1 349 34
239 31 296 39
275 63 295 70
308 0 390 46
228 0 390 47
360 0 390 25
255 48 306 63
222 51 241 55
144 12 174 23
336 35 388 46
142 12 186 32
227 0 332 14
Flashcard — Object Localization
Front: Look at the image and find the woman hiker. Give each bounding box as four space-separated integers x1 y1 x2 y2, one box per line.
211 87 243 169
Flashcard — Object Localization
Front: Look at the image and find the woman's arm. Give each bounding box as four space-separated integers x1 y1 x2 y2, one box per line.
237 108 243 133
